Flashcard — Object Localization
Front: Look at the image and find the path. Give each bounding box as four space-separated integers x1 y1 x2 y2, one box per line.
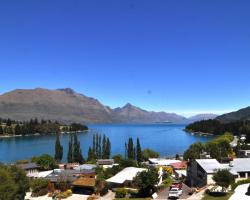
229 183 250 200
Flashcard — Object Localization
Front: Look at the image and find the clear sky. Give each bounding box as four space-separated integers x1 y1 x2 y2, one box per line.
0 0 250 117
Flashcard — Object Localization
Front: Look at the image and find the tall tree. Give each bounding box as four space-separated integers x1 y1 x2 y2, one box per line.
92 134 96 158
0 125 3 135
102 135 107 159
87 147 94 161
128 138 135 159
54 134 63 162
67 134 73 163
136 138 142 163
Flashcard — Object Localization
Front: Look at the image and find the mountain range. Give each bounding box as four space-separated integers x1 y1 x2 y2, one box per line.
0 88 217 124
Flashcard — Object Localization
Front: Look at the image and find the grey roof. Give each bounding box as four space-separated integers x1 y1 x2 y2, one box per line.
97 159 114 165
45 168 95 183
17 162 39 170
229 158 250 172
74 164 96 171
196 159 222 174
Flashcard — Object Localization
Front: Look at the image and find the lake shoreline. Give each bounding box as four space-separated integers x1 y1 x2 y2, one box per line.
0 130 88 139
184 129 214 136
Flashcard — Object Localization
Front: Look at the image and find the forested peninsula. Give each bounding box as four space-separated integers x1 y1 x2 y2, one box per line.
185 119 250 142
0 118 88 136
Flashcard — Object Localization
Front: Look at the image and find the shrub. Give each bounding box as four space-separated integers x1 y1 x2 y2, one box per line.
231 179 250 191
31 178 49 196
115 188 127 198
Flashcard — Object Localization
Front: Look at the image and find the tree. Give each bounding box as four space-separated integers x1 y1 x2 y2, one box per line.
0 165 30 200
8 165 30 200
14 124 22 135
183 142 204 160
30 178 49 196
87 147 95 161
213 169 235 188
136 138 142 163
142 148 160 161
0 168 17 200
67 134 73 163
54 134 63 163
134 168 159 197
0 125 3 135
34 154 57 170
127 138 134 159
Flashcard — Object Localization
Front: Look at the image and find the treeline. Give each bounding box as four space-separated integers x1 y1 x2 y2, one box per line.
125 137 142 162
87 134 111 161
183 133 234 161
0 118 88 135
186 119 250 142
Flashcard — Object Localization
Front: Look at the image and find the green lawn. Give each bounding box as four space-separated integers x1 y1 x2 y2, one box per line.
202 193 233 200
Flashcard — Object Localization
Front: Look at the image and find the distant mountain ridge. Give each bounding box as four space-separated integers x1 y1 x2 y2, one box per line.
216 106 250 122
0 88 216 124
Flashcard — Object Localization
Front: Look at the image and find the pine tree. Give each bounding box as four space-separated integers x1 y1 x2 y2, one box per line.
92 134 96 158
136 138 142 162
55 134 63 162
67 134 73 163
0 125 3 135
14 124 22 135
87 147 94 161
128 138 134 159
102 135 107 159
106 138 111 159
98 135 101 159
125 142 128 159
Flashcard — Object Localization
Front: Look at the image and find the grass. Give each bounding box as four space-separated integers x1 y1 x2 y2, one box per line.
202 193 233 200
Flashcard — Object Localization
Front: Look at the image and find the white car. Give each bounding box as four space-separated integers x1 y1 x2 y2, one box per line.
168 187 183 199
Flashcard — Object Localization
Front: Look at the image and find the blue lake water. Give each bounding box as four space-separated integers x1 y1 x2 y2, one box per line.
0 124 213 163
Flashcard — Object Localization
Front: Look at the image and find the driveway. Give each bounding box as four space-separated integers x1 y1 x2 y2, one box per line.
229 183 250 200
156 184 191 199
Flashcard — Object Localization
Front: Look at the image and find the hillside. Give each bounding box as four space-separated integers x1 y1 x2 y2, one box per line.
216 106 250 122
0 88 188 124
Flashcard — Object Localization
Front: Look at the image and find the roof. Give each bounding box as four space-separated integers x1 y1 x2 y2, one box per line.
73 164 96 171
97 159 114 165
170 161 187 169
72 177 96 187
17 162 39 170
28 170 53 178
229 158 250 172
106 167 147 184
149 158 181 166
196 159 222 173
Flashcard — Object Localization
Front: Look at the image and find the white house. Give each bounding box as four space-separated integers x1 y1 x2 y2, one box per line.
187 158 250 187
106 167 147 187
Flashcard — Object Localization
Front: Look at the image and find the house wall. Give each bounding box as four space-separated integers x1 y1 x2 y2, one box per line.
187 160 207 187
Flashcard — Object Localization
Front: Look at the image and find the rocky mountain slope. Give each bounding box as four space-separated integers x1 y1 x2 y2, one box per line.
0 88 216 124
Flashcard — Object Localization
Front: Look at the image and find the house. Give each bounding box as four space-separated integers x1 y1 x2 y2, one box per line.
170 161 187 179
106 167 147 187
17 162 39 177
45 168 96 193
72 172 96 195
97 159 117 169
238 150 250 158
187 158 250 187
148 158 182 166
187 159 223 187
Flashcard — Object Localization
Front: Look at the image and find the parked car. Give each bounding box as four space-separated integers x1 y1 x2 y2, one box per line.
168 187 183 199
170 182 182 190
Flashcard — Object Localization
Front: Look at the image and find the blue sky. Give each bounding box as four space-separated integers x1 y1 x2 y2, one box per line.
0 0 250 117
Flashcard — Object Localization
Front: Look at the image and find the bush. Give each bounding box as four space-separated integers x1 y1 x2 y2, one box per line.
31 178 49 196
231 179 250 191
56 190 72 199
115 188 127 198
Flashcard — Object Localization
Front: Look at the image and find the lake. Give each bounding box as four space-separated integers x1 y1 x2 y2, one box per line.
0 124 213 163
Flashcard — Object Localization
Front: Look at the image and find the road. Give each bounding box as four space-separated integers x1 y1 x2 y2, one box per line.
156 184 191 199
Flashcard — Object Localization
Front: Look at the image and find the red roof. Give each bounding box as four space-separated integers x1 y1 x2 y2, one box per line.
170 161 187 169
